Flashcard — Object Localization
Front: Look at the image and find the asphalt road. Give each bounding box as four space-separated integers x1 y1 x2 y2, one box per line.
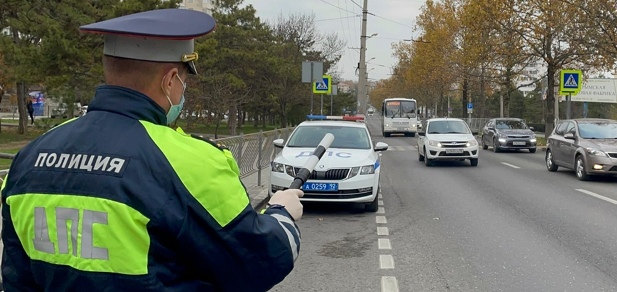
271 116 617 291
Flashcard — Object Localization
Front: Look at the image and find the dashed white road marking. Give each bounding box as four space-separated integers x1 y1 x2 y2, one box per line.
376 189 397 292
381 276 399 292
377 226 389 236
378 238 392 250
501 162 521 169
380 255 395 269
576 189 617 205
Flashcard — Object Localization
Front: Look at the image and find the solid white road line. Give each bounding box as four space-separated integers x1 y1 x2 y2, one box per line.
376 216 388 224
381 276 399 292
377 207 385 214
380 255 395 269
378 238 392 250
377 226 389 236
576 189 617 205
501 162 521 169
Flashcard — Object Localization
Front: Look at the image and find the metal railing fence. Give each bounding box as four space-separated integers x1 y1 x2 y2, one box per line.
213 128 294 184
466 118 491 133
0 153 15 183
0 128 294 185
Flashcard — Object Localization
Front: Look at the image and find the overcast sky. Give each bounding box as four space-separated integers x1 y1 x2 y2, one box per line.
243 0 425 82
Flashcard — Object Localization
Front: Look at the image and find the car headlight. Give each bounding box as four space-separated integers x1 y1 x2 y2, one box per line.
272 162 285 173
466 140 478 147
586 148 608 157
285 165 296 176
428 140 442 147
360 165 375 175
498 138 506 143
272 162 296 176
530 138 537 143
348 167 360 178
385 123 390 127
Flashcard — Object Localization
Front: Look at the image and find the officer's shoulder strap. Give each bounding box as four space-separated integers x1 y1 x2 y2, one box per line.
189 134 229 151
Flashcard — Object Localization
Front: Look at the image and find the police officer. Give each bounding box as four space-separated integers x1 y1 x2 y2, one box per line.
1 9 303 291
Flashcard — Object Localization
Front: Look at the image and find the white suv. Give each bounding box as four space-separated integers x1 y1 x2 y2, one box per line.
417 118 479 166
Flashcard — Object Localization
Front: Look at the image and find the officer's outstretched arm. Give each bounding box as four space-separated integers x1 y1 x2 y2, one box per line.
177 192 300 291
174 171 300 291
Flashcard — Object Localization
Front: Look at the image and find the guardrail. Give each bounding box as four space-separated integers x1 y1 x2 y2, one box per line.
466 118 490 134
0 128 294 186
212 128 294 185
1 153 15 183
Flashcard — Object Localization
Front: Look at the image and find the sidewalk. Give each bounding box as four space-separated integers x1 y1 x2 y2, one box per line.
241 166 271 210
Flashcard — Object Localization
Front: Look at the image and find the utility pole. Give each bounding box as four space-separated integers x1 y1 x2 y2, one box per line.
357 0 368 114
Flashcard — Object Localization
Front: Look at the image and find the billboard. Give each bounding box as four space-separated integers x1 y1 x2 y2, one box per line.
570 78 617 103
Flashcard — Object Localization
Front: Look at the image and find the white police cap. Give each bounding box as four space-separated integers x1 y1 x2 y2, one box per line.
80 9 216 74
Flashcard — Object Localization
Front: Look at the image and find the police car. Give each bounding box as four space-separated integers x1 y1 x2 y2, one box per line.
270 115 388 212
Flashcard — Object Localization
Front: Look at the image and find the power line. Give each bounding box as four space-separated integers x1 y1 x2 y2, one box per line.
345 0 360 58
368 12 414 29
317 0 356 14
316 15 360 22
349 0 362 9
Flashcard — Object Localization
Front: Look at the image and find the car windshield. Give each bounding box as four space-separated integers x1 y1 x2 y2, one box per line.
385 100 416 118
496 120 527 129
287 125 371 149
428 120 470 134
578 122 617 139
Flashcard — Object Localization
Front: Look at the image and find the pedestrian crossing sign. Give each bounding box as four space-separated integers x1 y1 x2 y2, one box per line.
313 75 332 94
559 69 583 95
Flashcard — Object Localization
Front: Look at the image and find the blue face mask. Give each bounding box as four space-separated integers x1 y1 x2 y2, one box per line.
165 74 186 125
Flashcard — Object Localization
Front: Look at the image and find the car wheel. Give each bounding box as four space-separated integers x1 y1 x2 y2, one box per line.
546 149 558 172
481 136 488 150
470 158 478 166
418 150 424 161
384 131 390 137
529 148 536 153
365 191 379 212
424 147 432 166
410 133 416 137
493 138 500 152
575 155 590 181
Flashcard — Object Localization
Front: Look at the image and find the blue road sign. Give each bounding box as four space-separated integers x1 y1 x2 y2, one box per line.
560 69 583 95
467 102 473 109
563 73 580 89
313 75 332 94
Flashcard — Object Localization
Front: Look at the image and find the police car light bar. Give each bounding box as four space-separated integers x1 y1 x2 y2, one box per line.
306 114 365 121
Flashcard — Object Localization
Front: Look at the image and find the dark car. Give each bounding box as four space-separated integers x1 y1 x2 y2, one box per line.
481 118 537 153
545 119 617 180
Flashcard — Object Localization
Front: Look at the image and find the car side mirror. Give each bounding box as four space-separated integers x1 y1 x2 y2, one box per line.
472 131 479 136
564 133 576 140
529 126 535 131
374 142 388 152
273 139 285 148
488 127 495 131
